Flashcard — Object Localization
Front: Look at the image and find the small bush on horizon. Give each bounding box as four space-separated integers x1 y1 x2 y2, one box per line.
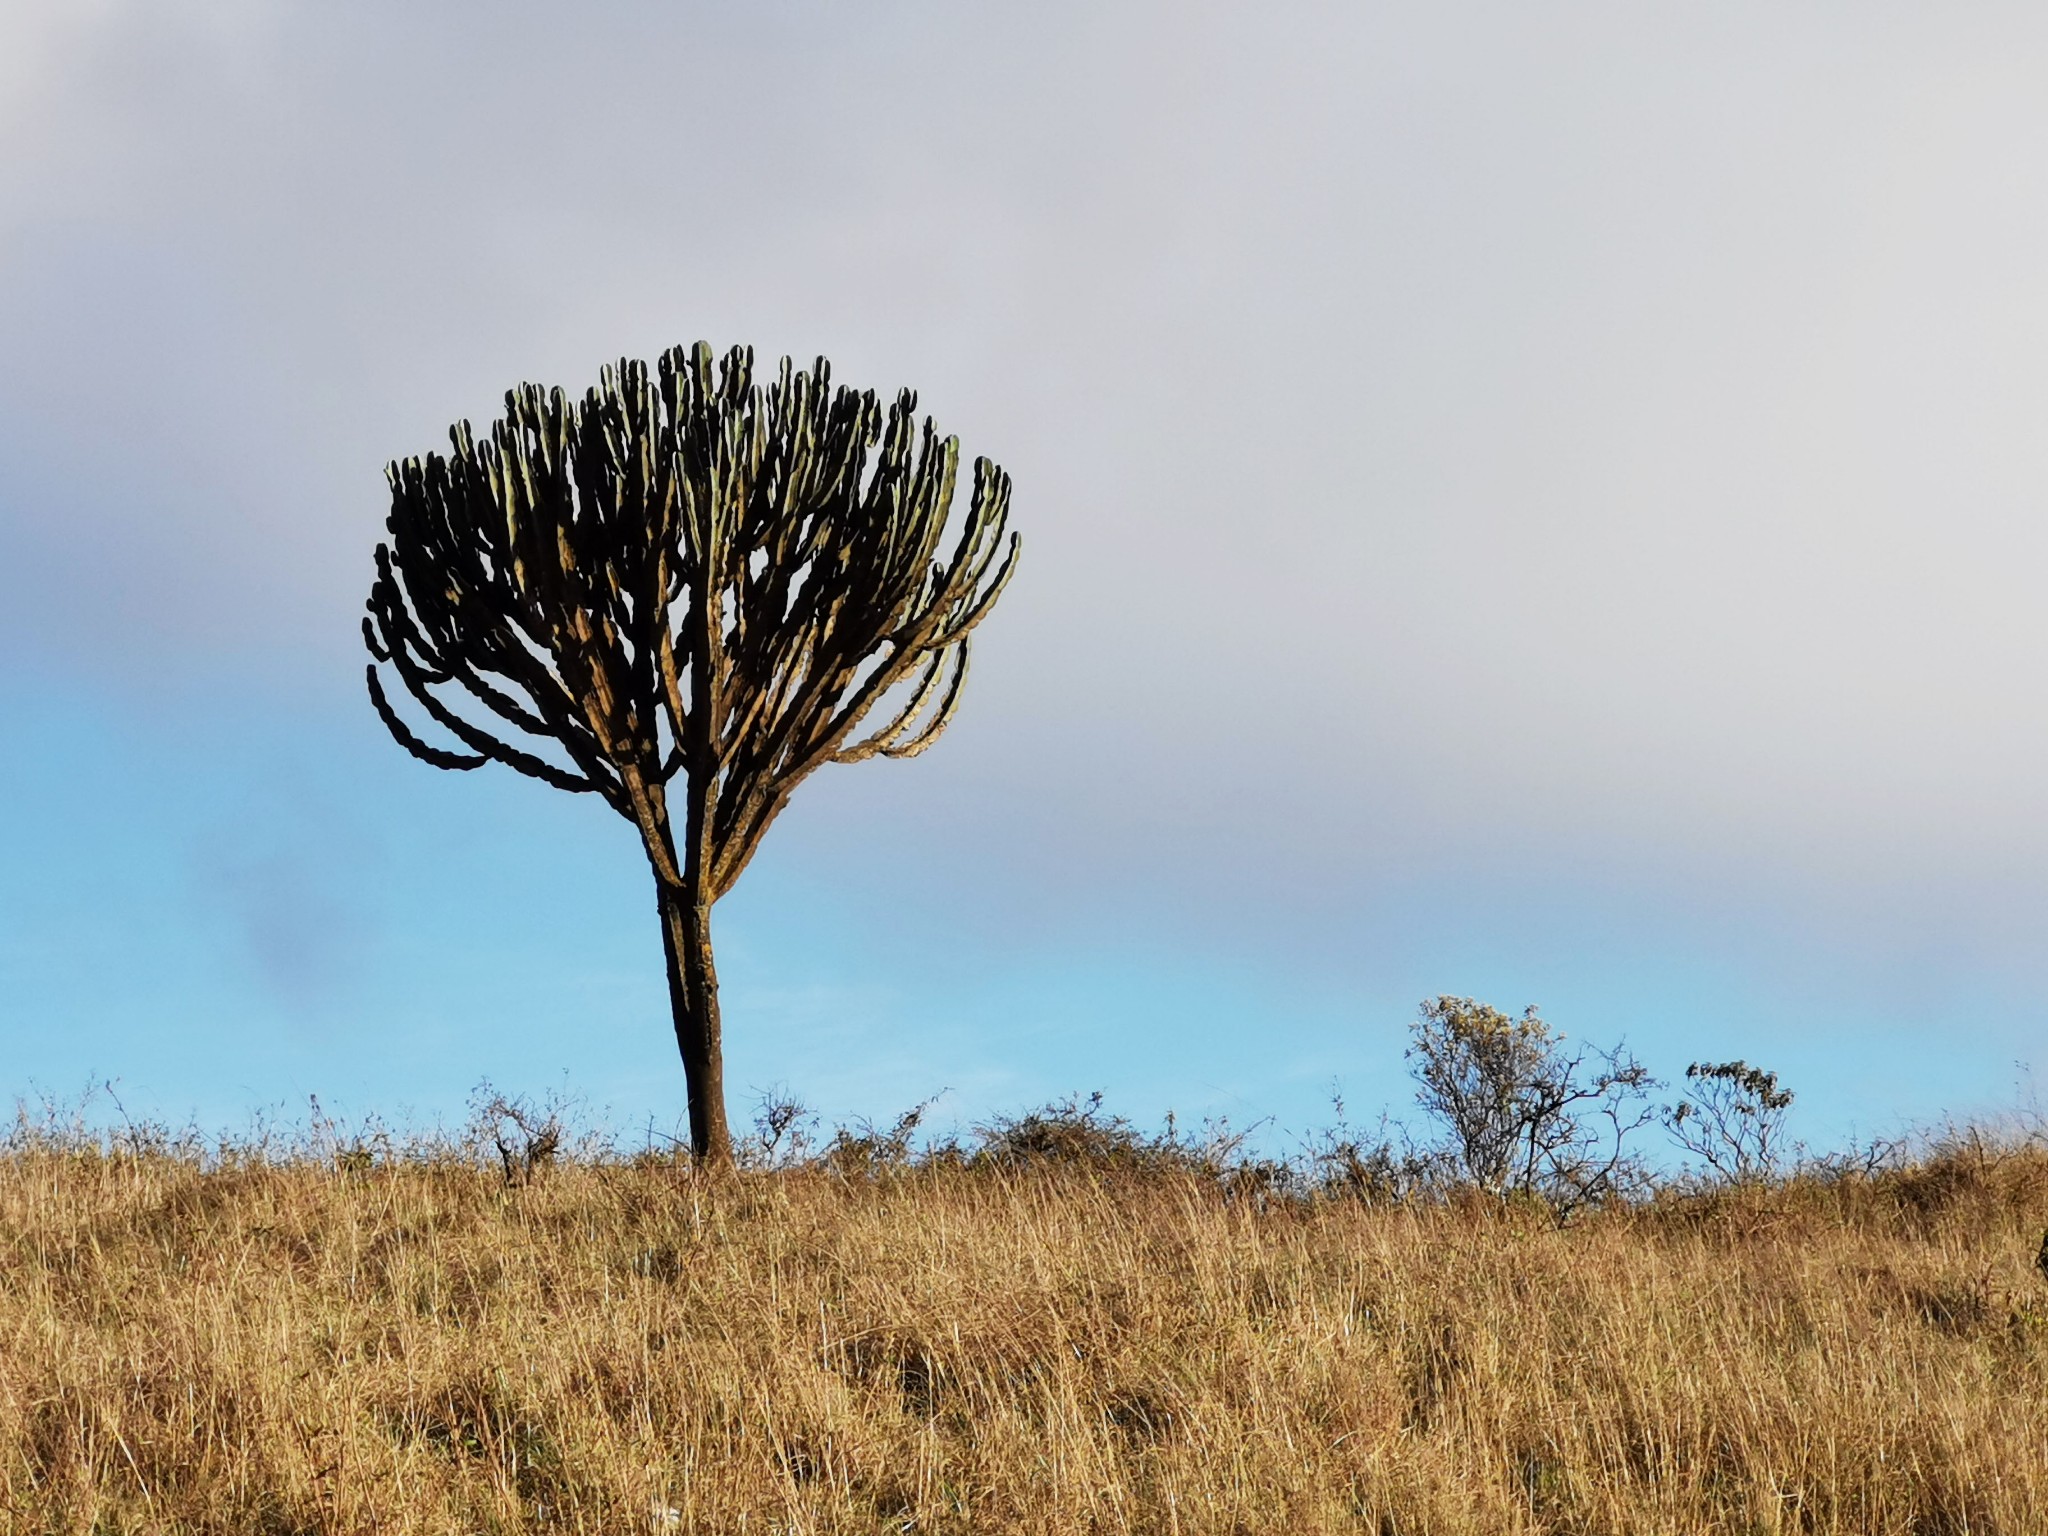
1405 995 1657 1214
1305 1089 1432 1203
972 1092 1154 1171
736 1086 822 1171
1664 1060 1796 1185
824 1094 946 1178
465 1082 618 1187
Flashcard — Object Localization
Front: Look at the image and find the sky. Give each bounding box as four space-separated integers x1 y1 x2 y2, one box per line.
4 2 2047 1156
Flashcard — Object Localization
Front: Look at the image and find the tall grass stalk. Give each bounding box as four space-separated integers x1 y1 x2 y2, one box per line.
2 1109 2045 1533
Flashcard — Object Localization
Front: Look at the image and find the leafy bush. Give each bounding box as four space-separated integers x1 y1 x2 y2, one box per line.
825 1095 944 1179
972 1092 1160 1171
1664 1060 1794 1184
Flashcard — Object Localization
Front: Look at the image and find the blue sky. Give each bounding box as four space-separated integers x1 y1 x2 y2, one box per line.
4 2 2047 1155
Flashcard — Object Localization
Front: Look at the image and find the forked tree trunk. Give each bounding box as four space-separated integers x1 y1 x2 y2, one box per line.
658 882 732 1164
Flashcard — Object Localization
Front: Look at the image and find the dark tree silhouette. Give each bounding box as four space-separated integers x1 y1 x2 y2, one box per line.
364 343 1018 1162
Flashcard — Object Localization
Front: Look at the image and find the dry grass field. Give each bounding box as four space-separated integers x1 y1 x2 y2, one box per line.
2 1111 2046 1535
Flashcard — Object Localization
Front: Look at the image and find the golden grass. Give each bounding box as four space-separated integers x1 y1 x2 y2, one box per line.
2 1132 2046 1534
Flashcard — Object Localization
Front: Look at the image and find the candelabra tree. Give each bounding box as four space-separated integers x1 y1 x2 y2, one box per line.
364 343 1018 1162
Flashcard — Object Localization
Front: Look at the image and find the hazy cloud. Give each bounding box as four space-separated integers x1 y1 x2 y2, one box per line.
7 2 2048 1012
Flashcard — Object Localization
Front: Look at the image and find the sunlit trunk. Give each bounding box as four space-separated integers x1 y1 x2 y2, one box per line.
658 881 731 1164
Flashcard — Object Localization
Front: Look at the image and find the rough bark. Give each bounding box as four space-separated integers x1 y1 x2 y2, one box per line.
659 881 730 1163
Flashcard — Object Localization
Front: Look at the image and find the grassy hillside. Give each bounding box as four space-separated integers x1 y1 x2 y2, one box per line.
2 1119 2046 1534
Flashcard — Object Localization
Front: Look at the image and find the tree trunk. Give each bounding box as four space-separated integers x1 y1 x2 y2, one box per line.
658 881 732 1164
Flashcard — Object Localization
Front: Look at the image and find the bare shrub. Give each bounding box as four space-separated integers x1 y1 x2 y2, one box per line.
469 1086 565 1188
738 1087 820 1172
1407 996 1656 1213
1305 1089 1429 1203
